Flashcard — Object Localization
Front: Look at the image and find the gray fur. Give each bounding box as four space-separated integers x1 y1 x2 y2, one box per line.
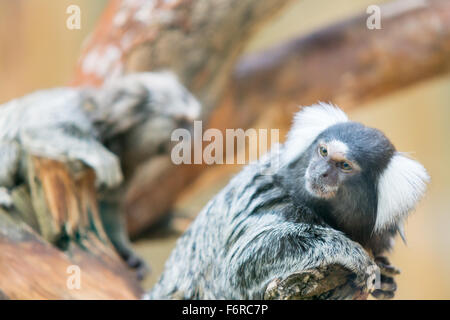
0 72 201 278
147 103 428 299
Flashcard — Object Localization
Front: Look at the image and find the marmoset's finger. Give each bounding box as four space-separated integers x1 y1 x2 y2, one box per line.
378 262 401 277
372 289 395 300
379 275 397 292
375 256 401 276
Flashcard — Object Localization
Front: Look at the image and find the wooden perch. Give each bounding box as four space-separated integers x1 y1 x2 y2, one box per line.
72 0 450 236
27 156 108 244
0 157 142 299
264 264 368 300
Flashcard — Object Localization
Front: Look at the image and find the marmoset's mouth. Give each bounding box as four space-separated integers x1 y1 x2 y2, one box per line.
305 179 338 199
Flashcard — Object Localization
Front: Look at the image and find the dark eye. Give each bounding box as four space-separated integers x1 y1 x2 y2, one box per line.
319 146 328 157
340 161 353 172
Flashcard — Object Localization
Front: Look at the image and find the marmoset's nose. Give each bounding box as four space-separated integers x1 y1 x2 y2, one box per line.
316 164 338 185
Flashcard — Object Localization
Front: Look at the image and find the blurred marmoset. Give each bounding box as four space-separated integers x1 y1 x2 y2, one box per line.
147 103 429 299
0 72 200 279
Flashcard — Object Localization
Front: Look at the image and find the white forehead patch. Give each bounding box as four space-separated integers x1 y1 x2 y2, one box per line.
282 103 348 166
325 140 349 155
375 153 430 232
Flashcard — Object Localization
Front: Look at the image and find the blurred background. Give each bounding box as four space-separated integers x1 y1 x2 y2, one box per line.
0 0 448 299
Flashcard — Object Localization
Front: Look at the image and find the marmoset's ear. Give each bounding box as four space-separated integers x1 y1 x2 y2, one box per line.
375 152 430 232
282 102 348 165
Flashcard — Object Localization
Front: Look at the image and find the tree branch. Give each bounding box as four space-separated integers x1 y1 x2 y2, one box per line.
227 0 450 127
0 157 142 299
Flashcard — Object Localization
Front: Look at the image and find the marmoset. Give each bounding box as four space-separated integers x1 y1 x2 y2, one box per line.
146 103 429 299
0 71 200 279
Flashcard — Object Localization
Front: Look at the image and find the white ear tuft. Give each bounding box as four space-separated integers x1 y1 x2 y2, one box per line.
375 153 430 232
282 102 348 165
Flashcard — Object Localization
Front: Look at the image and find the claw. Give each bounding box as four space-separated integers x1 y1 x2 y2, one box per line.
372 289 395 300
379 274 397 291
375 256 401 277
126 254 150 281
371 256 399 300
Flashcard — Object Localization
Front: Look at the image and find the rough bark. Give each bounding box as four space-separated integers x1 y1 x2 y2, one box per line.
264 265 368 300
72 0 294 115
0 157 142 299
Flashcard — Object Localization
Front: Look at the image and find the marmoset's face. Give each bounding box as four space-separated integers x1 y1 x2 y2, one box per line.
305 139 361 199
140 72 201 121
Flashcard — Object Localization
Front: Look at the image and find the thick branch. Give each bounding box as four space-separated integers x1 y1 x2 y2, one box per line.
264 265 368 300
227 0 450 127
72 0 294 115
0 212 141 299
0 157 142 299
